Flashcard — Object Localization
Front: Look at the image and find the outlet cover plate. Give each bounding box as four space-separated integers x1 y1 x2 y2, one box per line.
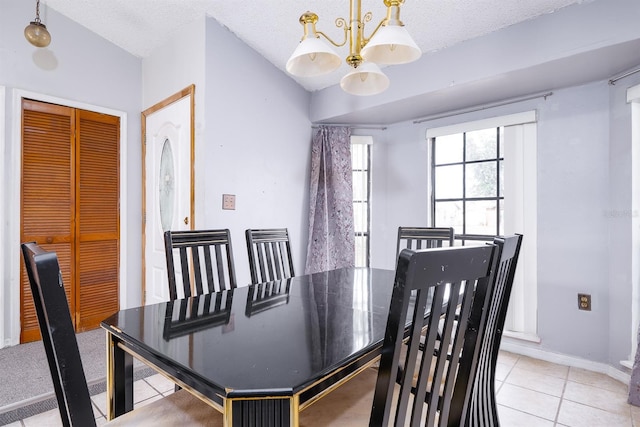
222 194 236 210
578 293 591 311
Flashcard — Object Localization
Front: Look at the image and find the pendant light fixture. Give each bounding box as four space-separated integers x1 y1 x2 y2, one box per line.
24 0 51 48
286 0 421 96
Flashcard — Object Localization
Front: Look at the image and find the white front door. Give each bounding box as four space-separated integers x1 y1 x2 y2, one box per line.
143 89 193 305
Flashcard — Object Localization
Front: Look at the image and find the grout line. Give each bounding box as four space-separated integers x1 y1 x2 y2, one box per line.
552 365 570 426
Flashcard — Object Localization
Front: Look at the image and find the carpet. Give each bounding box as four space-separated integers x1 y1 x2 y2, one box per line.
0 328 152 425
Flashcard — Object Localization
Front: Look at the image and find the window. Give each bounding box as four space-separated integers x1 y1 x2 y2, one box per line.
352 136 372 267
427 112 538 341
432 128 504 243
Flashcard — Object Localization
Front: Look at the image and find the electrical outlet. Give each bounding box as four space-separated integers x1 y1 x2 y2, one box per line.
578 293 591 311
222 194 236 210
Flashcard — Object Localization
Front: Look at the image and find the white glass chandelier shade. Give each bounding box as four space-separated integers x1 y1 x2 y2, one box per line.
286 37 342 77
361 25 421 64
340 61 389 96
287 1 421 95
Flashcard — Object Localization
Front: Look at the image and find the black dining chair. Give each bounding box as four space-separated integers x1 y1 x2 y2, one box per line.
20 242 222 427
396 226 455 259
300 244 497 426
466 234 523 427
164 229 237 300
245 228 295 284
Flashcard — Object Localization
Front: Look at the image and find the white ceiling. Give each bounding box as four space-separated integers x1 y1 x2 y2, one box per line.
41 0 589 92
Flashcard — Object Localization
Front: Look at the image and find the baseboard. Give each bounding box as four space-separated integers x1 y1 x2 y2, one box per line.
501 338 631 385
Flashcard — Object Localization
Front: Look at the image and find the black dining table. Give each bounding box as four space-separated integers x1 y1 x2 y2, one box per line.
101 267 399 427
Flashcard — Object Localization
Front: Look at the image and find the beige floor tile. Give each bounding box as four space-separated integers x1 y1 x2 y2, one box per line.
568 366 629 394
88 379 164 418
563 380 631 416
22 408 63 427
495 361 512 381
557 400 632 427
134 393 164 409
515 355 570 379
497 404 555 426
144 373 176 394
96 415 109 426
91 390 108 416
497 383 560 421
630 403 640 426
505 366 566 397
133 379 160 404
497 351 519 368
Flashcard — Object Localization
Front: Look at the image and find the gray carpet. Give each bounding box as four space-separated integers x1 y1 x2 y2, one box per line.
0 328 153 425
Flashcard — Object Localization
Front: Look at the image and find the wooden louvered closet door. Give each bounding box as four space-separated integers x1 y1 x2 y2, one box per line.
20 99 120 343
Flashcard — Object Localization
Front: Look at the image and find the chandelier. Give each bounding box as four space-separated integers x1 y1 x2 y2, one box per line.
24 0 51 48
286 0 421 96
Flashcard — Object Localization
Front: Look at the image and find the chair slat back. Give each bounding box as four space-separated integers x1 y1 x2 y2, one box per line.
465 234 523 427
20 242 96 427
396 227 455 259
164 229 237 300
245 228 295 284
370 245 496 427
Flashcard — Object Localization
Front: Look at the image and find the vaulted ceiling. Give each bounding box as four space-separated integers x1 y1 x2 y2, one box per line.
43 0 589 92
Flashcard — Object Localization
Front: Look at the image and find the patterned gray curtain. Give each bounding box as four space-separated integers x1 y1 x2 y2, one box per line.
629 328 640 405
305 126 355 274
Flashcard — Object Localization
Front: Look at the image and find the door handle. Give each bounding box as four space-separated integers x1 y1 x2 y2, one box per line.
184 217 189 225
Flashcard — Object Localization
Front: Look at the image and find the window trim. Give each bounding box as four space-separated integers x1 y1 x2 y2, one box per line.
351 136 372 267
624 83 640 368
426 112 538 341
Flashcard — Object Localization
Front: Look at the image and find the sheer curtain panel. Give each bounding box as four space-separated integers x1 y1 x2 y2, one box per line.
305 126 355 274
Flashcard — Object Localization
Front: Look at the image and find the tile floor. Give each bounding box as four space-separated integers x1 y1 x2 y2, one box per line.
5 351 640 426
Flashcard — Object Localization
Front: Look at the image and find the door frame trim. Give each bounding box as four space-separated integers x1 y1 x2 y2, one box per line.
3 89 128 347
141 85 195 305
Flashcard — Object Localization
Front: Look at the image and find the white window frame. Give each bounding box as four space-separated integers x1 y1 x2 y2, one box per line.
624 83 640 368
426 111 539 341
351 135 372 268
0 86 5 347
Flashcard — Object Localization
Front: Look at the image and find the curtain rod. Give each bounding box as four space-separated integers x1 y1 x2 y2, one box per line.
311 124 387 130
609 68 640 85
413 91 553 124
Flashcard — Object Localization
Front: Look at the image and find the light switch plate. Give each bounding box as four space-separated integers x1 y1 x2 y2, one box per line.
222 194 236 210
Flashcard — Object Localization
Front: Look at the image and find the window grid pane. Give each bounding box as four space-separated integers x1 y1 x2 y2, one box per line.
432 127 504 243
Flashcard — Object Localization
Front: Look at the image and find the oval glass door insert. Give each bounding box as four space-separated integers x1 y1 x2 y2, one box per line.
159 138 175 232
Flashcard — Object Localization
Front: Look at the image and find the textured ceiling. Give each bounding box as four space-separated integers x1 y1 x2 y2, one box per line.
42 0 587 92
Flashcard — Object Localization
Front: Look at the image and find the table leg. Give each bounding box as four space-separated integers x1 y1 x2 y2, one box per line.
106 331 134 420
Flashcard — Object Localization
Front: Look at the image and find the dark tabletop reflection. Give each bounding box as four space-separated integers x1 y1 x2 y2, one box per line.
103 267 396 396
245 279 291 317
163 291 234 339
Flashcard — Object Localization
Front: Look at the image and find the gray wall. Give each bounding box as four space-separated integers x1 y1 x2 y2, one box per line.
0 0 312 345
0 0 142 344
202 17 312 287
366 79 640 369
